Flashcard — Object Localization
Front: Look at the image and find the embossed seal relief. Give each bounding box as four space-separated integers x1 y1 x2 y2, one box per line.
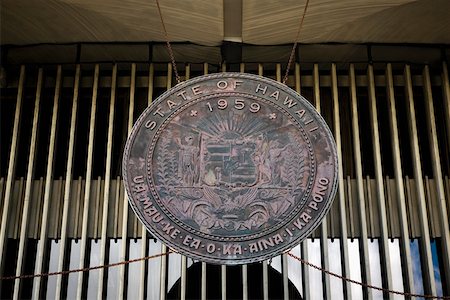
123 73 338 265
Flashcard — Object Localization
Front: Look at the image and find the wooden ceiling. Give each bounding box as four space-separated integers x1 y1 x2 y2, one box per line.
2 0 450 46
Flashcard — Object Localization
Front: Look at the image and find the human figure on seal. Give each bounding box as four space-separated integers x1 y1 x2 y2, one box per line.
252 134 271 185
176 135 200 185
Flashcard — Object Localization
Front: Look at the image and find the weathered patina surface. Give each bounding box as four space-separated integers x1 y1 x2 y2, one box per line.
123 73 338 264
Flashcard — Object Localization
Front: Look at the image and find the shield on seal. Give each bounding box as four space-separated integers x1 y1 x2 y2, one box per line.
201 134 257 187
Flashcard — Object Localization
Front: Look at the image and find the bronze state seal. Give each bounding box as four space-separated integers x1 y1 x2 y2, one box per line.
123 73 338 265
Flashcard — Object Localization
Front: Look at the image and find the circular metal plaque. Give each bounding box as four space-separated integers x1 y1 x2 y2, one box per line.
123 73 338 265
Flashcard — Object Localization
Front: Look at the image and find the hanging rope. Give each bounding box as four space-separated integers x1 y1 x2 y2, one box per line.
155 0 181 84
0 252 170 281
282 0 310 84
155 0 309 85
2 250 448 299
288 252 449 299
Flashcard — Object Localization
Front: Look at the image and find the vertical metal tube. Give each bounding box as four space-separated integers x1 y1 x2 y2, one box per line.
404 64 436 296
55 65 80 300
13 178 24 238
295 63 301 93
94 176 101 238
258 64 263 77
55 178 64 238
300 241 309 299
365 176 375 238
347 176 355 238
257 63 263 75
274 63 290 300
97 64 117 299
74 177 83 237
167 252 181 298
140 63 154 300
195 63 208 300
331 63 352 299
349 64 372 300
287 245 302 298
166 64 189 298
272 63 290 300
34 178 44 239
0 65 25 276
148 63 155 106
159 243 167 300
76 64 100 300
218 63 229 300
159 63 174 300
242 264 248 300
293 63 307 299
32 66 62 299
12 68 43 300
423 65 450 290
201 262 207 300
384 175 393 238
179 64 190 300
367 64 393 299
221 265 226 300
294 63 309 300
119 63 136 299
442 62 450 155
147 240 162 300
282 254 289 300
180 256 187 300
276 63 281 82
258 63 269 300
0 178 4 211
385 63 415 294
442 61 450 234
313 63 331 300
185 63 191 80
313 64 321 109
113 177 120 237
425 177 436 236
261 261 268 300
